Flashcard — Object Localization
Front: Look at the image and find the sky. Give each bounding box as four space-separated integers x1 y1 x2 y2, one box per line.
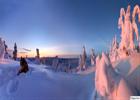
0 0 140 57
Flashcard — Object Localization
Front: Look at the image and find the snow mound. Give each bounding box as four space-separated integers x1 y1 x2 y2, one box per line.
95 52 134 100
114 52 140 95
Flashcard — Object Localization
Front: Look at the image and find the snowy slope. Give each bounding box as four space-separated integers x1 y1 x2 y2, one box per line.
0 60 94 100
94 52 140 100
113 52 140 95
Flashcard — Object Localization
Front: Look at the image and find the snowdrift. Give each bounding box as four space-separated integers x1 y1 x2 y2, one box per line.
94 52 140 100
0 60 94 100
114 52 140 95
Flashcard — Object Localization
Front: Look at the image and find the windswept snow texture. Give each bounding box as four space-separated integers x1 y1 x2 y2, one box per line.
113 52 140 95
0 53 140 100
95 53 134 100
0 60 94 100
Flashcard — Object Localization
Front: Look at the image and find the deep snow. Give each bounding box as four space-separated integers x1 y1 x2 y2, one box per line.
0 53 140 100
0 60 94 100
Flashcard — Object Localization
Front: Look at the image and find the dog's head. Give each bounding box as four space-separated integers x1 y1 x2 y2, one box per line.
20 57 26 66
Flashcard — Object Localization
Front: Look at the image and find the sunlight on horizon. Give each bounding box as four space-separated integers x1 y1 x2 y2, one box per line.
17 47 80 58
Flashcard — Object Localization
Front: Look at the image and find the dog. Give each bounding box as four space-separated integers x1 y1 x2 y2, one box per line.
17 57 29 75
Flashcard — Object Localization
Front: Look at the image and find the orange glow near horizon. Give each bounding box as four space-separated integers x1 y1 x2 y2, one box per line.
17 48 79 58
18 49 57 58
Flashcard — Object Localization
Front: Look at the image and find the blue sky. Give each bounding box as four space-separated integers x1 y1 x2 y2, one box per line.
0 0 140 57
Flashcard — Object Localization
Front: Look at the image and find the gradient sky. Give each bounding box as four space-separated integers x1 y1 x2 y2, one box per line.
0 0 140 57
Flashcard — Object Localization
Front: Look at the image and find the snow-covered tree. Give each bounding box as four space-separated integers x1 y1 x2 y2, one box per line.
132 5 140 41
90 48 96 66
81 46 87 70
36 48 40 58
3 41 8 54
34 48 41 64
77 46 87 71
0 38 5 61
52 56 59 71
3 41 10 59
118 5 140 51
77 55 82 71
109 35 119 62
34 57 40 64
13 43 17 60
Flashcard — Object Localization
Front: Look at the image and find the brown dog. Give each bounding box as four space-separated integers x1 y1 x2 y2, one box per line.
17 57 29 75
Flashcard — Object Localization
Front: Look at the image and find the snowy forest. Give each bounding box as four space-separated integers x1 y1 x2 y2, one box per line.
0 2 140 100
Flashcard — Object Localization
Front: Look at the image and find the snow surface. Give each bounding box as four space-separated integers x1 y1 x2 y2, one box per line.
95 52 134 100
113 52 140 95
0 52 139 100
0 59 94 100
93 52 140 100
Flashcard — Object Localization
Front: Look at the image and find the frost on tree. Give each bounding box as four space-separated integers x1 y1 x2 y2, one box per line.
52 56 59 71
4 41 9 59
77 46 87 71
0 38 5 61
109 35 119 62
81 46 87 69
90 48 95 66
77 55 82 71
118 5 140 51
132 5 140 41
